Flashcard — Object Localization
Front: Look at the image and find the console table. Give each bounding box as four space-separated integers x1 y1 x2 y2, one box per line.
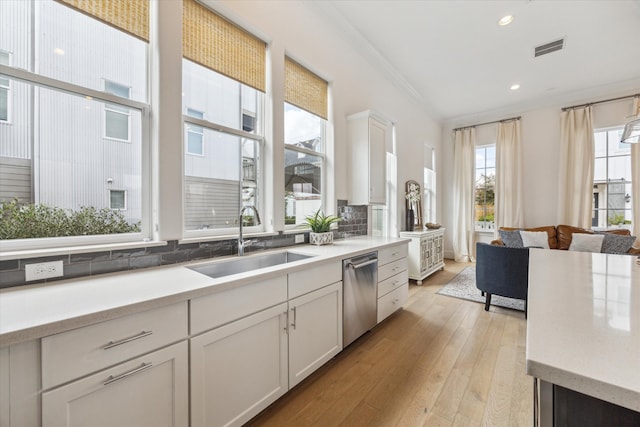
526 249 640 426
399 228 445 284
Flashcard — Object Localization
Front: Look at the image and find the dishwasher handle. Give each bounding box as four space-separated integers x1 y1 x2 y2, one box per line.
347 258 378 270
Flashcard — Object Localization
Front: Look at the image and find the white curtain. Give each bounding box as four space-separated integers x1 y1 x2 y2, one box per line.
495 119 524 230
452 128 476 262
631 97 640 243
557 106 594 228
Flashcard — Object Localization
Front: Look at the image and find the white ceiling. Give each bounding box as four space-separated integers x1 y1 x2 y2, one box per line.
318 0 640 121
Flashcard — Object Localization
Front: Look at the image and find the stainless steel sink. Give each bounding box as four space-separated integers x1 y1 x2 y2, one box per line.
187 250 315 278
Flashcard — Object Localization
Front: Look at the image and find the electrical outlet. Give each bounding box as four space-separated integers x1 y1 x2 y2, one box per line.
25 260 64 281
294 234 305 244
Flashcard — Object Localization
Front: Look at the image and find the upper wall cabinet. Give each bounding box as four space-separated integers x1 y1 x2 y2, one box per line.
347 111 388 205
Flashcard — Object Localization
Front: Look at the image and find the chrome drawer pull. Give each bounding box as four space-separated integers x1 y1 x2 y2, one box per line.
103 362 153 386
103 330 152 350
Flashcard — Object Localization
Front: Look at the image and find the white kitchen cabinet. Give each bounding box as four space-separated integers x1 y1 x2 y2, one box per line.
347 111 388 205
0 340 40 427
288 281 342 388
42 341 188 427
399 228 445 284
376 242 409 323
190 303 289 427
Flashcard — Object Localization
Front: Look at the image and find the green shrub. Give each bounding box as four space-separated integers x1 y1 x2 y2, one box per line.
477 214 494 222
0 199 140 239
608 213 625 226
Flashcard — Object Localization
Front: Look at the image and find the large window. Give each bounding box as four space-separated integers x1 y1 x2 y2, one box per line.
182 0 265 234
284 103 325 225
593 128 632 229
475 145 496 231
284 57 328 226
0 0 148 246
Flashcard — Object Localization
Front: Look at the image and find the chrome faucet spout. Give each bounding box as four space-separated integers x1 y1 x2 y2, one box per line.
238 205 262 256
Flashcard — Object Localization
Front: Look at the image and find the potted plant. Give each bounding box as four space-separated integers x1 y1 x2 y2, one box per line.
303 209 341 245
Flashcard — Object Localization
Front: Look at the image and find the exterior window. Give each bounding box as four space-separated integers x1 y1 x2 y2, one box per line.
104 80 131 141
475 145 495 231
0 0 148 246
284 103 325 225
593 128 632 229
0 51 9 122
185 108 204 156
110 190 126 210
181 0 265 234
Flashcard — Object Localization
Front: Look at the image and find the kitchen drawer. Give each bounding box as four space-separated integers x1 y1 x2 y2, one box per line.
191 275 287 335
378 270 408 298
377 283 408 323
289 261 341 299
42 302 187 390
378 244 408 266
378 258 408 282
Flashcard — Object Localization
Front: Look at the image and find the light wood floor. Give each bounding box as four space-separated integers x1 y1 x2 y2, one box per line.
246 260 532 427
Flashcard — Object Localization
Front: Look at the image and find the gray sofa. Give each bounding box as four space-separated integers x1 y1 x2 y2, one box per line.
475 242 529 315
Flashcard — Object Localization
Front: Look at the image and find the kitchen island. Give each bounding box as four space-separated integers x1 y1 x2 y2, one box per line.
526 249 640 427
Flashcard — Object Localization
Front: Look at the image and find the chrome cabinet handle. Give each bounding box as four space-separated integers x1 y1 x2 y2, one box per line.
291 307 297 330
103 362 152 386
103 330 152 350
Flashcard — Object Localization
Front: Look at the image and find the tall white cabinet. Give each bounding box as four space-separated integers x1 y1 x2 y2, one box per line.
399 228 445 284
347 111 388 205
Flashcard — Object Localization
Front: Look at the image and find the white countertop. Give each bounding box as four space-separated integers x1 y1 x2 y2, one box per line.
526 249 640 411
0 236 407 348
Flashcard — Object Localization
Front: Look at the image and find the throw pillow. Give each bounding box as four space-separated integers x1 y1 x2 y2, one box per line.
600 234 636 254
520 230 550 249
569 233 604 253
499 230 524 248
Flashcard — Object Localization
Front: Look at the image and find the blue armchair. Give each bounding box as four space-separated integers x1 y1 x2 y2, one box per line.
475 242 529 315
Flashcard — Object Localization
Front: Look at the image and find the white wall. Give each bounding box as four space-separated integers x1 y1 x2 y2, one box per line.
440 90 639 259
208 0 441 236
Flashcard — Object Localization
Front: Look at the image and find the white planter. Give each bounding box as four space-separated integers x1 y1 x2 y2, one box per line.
309 232 333 246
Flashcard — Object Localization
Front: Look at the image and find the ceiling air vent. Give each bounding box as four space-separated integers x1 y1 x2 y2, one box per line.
534 38 565 57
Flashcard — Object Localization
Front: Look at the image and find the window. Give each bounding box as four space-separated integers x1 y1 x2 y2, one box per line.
0 0 148 247
110 190 126 210
0 51 9 122
284 103 325 225
593 128 632 229
182 0 265 234
475 145 495 231
284 57 328 226
104 80 131 141
185 108 204 156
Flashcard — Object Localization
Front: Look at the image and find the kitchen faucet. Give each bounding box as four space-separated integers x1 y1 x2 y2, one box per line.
238 205 261 256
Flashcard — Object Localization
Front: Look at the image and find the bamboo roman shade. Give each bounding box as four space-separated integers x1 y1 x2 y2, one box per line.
183 0 266 93
56 0 149 42
285 57 328 120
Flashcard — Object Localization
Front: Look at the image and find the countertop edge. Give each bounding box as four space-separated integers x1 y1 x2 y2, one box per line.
0 237 410 348
527 347 640 412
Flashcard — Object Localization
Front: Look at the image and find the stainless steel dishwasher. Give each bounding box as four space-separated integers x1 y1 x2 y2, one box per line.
343 252 378 347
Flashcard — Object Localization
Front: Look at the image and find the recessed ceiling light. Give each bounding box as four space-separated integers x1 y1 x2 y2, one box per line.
510 84 520 91
498 15 514 26
53 47 65 55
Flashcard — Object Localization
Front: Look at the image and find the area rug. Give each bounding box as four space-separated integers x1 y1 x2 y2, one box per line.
436 266 525 311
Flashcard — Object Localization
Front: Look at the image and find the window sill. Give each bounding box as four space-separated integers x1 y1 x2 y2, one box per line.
178 231 279 245
0 240 169 262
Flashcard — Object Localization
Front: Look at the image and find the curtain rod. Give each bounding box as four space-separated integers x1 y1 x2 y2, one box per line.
561 93 640 111
452 116 521 132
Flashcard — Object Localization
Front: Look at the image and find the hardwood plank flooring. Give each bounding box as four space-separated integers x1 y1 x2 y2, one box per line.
246 260 532 427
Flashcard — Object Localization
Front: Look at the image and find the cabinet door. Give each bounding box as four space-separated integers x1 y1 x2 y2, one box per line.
368 118 386 204
289 282 343 388
190 303 288 427
42 341 188 427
